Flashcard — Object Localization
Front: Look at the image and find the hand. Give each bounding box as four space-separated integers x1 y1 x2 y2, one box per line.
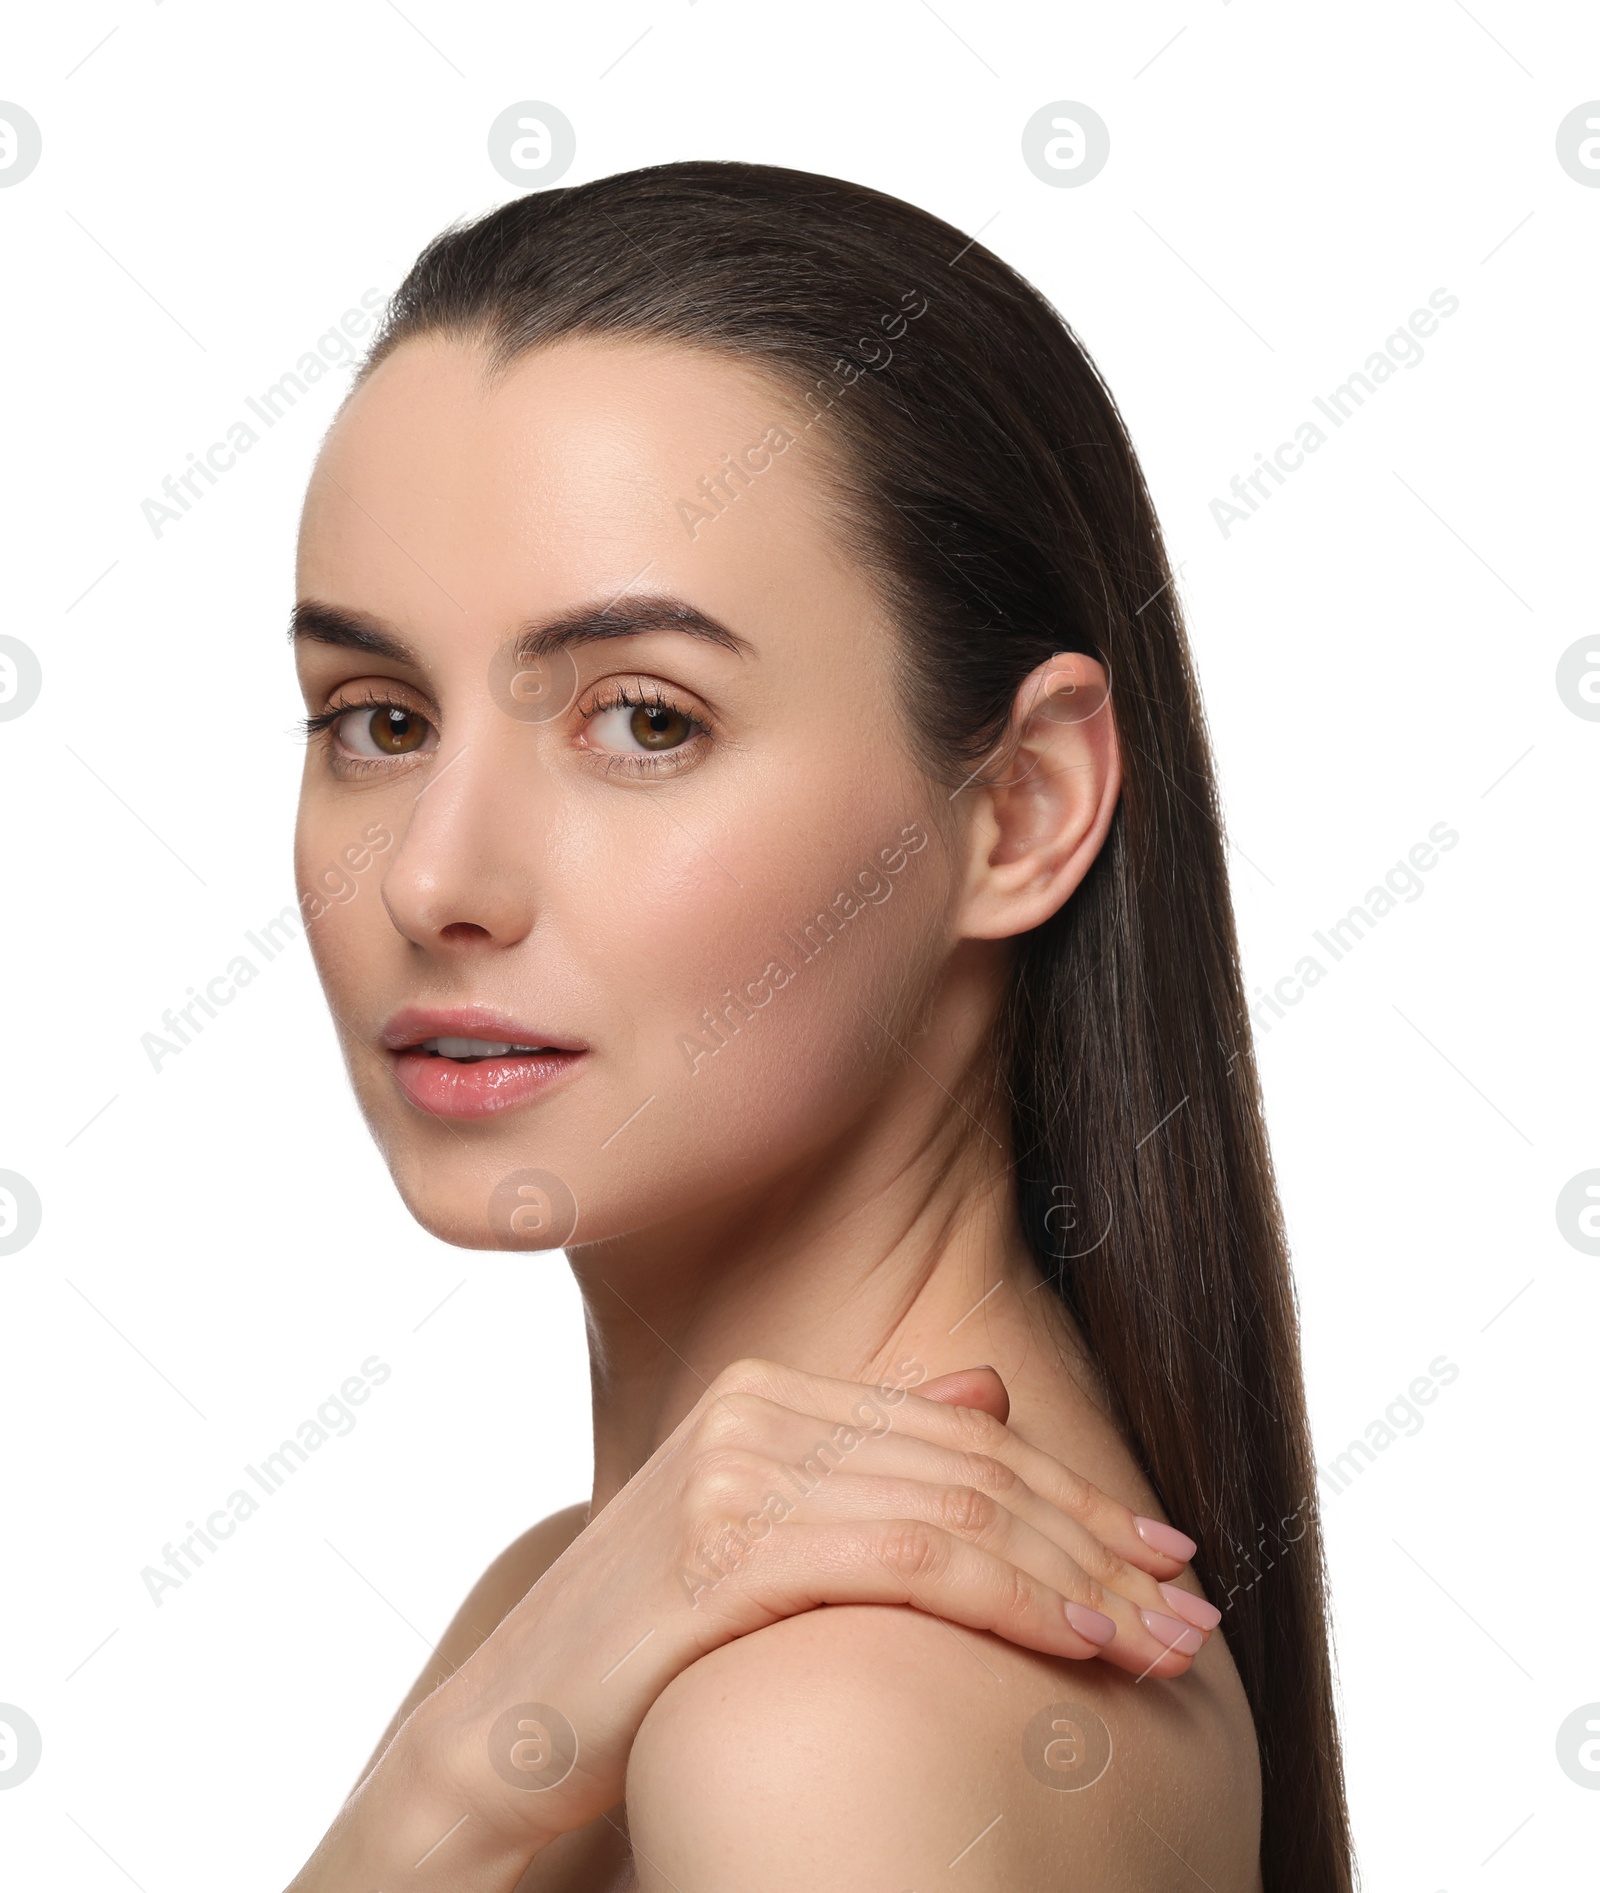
289 1357 1215 1889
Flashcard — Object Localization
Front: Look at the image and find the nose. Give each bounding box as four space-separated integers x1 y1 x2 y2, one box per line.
379 735 542 953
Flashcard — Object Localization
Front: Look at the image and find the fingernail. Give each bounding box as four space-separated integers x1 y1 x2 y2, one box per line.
1134 1515 1197 1562
1065 1601 1116 1645
1158 1582 1221 1631
1139 1609 1204 1656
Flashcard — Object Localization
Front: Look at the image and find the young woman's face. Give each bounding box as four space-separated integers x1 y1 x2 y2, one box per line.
293 335 968 1252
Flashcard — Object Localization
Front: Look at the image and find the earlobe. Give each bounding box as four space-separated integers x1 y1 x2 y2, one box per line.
958 652 1119 941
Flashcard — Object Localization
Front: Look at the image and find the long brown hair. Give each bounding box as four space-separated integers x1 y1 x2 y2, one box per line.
357 160 1353 1891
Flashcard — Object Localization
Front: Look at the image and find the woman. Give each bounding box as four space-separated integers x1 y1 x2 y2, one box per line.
285 161 1351 1891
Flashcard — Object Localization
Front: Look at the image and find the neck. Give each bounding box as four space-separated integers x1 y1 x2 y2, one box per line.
569 1075 1082 1512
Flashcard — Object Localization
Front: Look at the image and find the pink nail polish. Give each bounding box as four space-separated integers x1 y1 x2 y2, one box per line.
1139 1609 1204 1656
1157 1582 1221 1631
1133 1515 1197 1562
1065 1601 1116 1645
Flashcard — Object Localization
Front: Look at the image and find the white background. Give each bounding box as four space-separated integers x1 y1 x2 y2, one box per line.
1 4 1595 1887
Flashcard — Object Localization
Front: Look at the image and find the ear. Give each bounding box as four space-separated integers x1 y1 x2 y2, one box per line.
918 1366 1011 1423
955 652 1119 941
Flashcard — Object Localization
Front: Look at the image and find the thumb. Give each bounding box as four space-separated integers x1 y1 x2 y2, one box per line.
917 1365 1010 1425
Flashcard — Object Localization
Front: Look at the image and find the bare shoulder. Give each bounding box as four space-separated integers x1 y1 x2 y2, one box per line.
625 1604 1262 1893
358 1502 589 1780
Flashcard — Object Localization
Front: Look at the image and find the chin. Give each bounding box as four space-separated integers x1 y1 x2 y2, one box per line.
381 1149 584 1254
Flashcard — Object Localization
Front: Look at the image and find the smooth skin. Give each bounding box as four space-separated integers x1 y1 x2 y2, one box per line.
286 335 1262 1892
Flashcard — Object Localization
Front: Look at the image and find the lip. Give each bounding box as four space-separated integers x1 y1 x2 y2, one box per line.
380 1005 589 1122
381 1006 587 1055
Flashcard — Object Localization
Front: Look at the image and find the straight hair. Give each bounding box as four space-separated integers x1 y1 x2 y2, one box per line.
355 159 1353 1891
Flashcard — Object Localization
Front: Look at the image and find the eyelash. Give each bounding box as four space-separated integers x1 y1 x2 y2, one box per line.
575 678 710 776
299 691 399 742
299 690 428 775
300 680 712 775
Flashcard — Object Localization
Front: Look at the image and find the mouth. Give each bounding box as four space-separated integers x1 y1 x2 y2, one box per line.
381 1009 588 1120
413 1035 564 1062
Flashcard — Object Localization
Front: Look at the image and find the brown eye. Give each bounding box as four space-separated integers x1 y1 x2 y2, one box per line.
629 704 692 750
581 692 705 767
334 705 436 759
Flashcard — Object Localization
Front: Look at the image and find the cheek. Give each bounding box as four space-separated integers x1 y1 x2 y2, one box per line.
293 795 386 1009
300 876 368 998
577 800 947 1192
292 800 330 935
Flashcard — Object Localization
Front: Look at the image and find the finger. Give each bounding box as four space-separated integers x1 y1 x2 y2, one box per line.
736 1517 1122 1663
867 1437 1210 1637
778 1469 1204 1677
878 1384 1198 1581
710 1363 1198 1582
978 1429 1198 1580
775 1421 1183 1619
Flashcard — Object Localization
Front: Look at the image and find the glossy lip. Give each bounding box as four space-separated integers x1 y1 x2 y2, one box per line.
380 1006 589 1122
380 1005 588 1055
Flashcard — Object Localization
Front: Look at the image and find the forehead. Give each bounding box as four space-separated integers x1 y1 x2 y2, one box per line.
295 333 878 663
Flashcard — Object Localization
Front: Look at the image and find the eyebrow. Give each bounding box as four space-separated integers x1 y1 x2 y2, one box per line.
290 593 755 666
290 601 417 664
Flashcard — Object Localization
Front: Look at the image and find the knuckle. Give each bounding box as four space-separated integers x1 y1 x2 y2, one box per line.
935 1483 997 1537
1077 1538 1133 1591
693 1391 762 1448
713 1356 777 1398
1003 1561 1039 1625
949 1402 1008 1454
875 1520 947 1584
1054 1467 1095 1514
1102 1550 1137 1592
686 1447 761 1512
958 1452 1017 1495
